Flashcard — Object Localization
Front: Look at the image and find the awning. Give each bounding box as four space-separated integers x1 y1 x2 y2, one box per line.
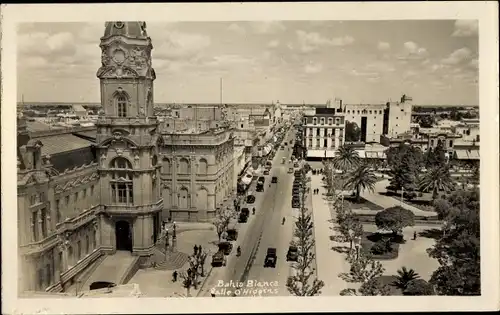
240 173 253 185
364 151 387 159
307 149 336 158
454 149 480 160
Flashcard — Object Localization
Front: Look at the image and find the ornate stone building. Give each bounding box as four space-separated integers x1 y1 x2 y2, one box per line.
17 21 237 294
95 22 163 255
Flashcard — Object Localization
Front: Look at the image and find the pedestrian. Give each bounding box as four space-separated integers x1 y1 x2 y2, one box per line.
198 245 203 254
193 245 198 256
172 270 178 282
413 231 417 240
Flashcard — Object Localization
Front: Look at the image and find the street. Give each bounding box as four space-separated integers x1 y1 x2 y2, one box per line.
199 128 296 297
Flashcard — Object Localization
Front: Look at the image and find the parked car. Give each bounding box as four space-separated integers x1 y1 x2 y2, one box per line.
292 200 301 208
263 170 270 175
226 228 239 241
264 248 277 268
247 195 256 204
288 167 294 173
286 245 299 261
218 241 233 255
271 176 278 183
211 251 227 267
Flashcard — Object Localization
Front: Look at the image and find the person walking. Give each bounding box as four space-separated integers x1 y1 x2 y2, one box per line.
198 245 203 254
172 270 178 282
413 231 417 240
193 245 198 256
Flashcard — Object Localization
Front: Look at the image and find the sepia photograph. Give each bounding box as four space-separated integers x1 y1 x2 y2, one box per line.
1 2 498 314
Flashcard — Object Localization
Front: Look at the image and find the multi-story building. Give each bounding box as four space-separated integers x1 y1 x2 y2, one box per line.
159 126 235 222
303 106 346 159
16 21 235 294
343 94 413 143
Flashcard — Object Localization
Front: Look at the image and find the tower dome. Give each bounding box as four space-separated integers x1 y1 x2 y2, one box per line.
102 21 148 39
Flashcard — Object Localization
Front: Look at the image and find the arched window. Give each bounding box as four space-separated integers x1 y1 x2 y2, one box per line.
110 157 134 204
117 96 128 117
162 158 171 174
198 158 208 174
179 158 190 174
151 155 158 167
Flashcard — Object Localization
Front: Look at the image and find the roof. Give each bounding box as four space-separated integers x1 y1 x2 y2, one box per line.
72 104 87 113
73 130 97 140
454 149 480 160
26 120 59 132
38 134 95 156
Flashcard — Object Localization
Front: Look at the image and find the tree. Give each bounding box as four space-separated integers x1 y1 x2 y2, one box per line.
345 163 377 202
335 203 363 250
287 167 325 296
374 206 415 237
179 271 193 296
386 144 422 194
418 115 435 128
332 145 361 174
403 279 435 296
213 207 234 241
419 165 455 199
338 252 387 295
428 189 480 295
345 121 361 142
393 267 420 290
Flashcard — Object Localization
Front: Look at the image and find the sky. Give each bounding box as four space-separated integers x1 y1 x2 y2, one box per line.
17 20 479 105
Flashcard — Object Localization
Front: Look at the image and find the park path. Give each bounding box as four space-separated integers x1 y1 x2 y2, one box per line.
310 175 355 295
360 178 437 217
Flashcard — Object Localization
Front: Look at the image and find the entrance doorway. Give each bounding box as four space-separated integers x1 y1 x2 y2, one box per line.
115 220 132 251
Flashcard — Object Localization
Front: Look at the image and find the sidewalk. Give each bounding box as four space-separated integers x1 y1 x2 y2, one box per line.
310 175 353 296
361 179 437 217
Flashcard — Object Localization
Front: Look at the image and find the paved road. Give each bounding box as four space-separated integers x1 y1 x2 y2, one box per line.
242 142 295 297
199 128 295 298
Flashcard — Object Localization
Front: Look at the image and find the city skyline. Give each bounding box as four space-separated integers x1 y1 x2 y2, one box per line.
17 20 478 106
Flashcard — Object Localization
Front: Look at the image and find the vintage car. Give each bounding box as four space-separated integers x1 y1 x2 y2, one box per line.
264 247 277 268
263 170 270 175
291 199 301 208
226 228 239 241
218 241 233 255
286 245 299 261
271 176 278 183
211 251 227 267
246 195 256 204
288 167 294 174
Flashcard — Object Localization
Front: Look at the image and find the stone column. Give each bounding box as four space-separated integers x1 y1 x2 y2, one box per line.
93 219 100 248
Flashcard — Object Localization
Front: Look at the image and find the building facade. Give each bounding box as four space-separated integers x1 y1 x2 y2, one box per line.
159 128 236 222
303 107 347 159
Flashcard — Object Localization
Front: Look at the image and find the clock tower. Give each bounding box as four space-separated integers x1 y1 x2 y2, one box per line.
95 21 163 256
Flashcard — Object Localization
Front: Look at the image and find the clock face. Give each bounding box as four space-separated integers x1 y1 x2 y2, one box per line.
113 49 126 64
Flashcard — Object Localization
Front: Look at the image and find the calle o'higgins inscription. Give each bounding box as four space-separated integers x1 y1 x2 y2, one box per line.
211 280 280 296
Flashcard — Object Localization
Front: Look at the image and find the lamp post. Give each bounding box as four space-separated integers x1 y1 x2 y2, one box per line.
355 236 362 261
172 221 177 251
401 186 404 206
165 228 169 257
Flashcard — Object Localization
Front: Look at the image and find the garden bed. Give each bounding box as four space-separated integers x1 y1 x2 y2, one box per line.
360 232 401 260
344 196 384 211
368 275 403 295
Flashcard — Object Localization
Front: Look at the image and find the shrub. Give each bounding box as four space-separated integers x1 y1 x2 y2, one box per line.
371 240 390 255
375 206 415 236
403 279 435 296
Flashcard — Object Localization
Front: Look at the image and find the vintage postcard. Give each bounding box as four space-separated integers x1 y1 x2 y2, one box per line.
1 2 498 314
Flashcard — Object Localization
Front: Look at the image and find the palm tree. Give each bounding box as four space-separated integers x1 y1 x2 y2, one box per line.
419 165 455 199
332 145 361 173
344 163 377 202
393 267 420 290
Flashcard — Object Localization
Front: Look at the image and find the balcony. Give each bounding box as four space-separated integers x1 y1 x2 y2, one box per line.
102 200 163 215
20 232 60 256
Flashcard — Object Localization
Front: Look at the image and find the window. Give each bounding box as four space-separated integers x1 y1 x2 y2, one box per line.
332 128 336 137
379 110 383 115
110 157 134 205
323 139 328 147
179 158 190 174
90 185 94 196
430 139 434 146
83 189 87 198
335 118 340 126
117 96 127 117
316 129 320 137
369 110 372 114
40 208 47 239
347 110 350 114
357 110 360 114
320 118 325 125
313 118 317 125
449 140 453 147
32 211 39 242
74 192 78 203
476 135 480 142
241 124 244 128
56 200 61 223
198 158 208 174
316 139 320 147
328 118 333 125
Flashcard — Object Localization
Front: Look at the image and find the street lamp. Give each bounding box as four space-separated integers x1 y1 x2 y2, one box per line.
165 228 169 256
